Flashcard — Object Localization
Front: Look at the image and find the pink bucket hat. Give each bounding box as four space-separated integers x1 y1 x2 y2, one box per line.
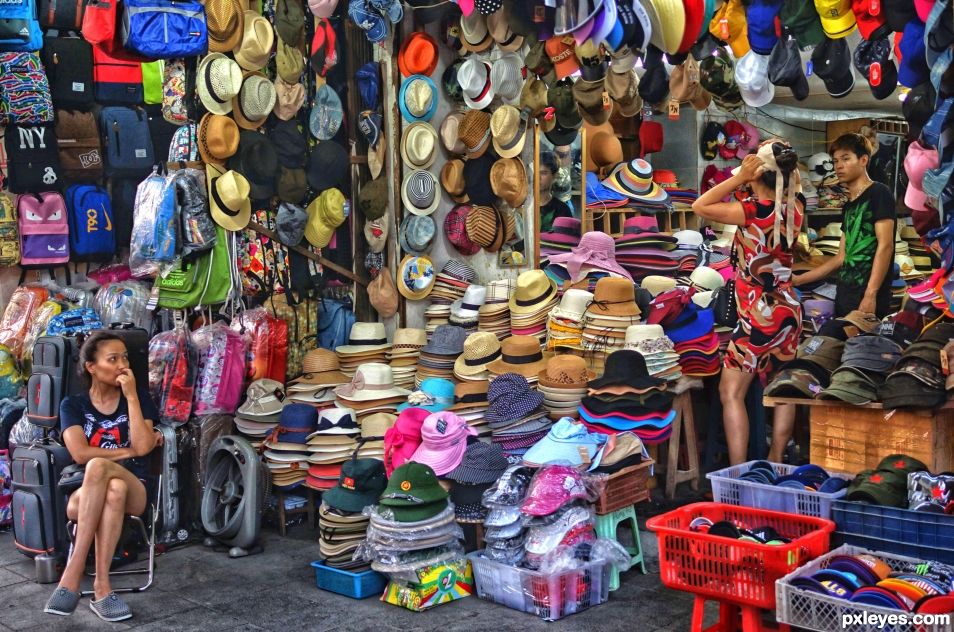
521 464 592 516
383 407 428 475
409 411 477 476
904 141 939 212
547 231 633 281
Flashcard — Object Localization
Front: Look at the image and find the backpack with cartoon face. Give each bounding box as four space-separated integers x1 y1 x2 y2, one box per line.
17 191 69 266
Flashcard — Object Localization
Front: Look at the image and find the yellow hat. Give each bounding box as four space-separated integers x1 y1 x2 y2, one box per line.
709 0 750 59
814 0 857 38
304 188 345 248
645 0 686 55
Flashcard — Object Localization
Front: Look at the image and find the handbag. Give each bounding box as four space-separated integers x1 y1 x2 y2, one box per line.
57 463 85 494
713 243 739 329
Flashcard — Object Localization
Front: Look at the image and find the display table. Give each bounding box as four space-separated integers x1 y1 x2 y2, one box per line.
763 397 954 473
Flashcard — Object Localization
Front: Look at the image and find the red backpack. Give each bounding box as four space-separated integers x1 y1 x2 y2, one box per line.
148 324 197 427
231 307 288 385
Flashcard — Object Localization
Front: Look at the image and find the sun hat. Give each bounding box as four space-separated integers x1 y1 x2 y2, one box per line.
551 289 594 321
548 231 633 280
336 323 390 355
408 410 477 475
523 418 608 469
205 163 251 231
399 75 438 122
401 169 440 216
904 141 939 212
458 109 492 159
293 348 351 385
363 213 388 253
589 349 665 390
237 379 285 418
197 113 240 165
509 269 557 315
321 458 388 513
397 378 456 413
490 105 528 159
334 363 410 401
457 57 495 109
268 403 320 445
383 407 428 475
538 355 595 389
603 158 670 204
454 331 502 377
486 335 548 378
233 11 274 71
206 0 245 52
397 254 436 300
197 53 244 115
585 276 639 317
398 31 439 77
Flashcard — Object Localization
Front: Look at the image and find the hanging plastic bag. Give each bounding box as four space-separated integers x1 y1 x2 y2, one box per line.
192 321 246 416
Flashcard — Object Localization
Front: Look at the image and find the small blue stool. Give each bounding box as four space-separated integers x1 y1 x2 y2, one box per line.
594 505 646 591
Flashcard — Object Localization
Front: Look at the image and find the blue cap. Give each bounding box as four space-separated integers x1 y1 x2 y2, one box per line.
309 84 344 141
898 19 929 87
603 17 624 52
356 61 380 110
348 0 389 43
746 0 784 55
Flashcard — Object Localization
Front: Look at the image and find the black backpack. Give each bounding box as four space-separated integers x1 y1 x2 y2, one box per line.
39 0 85 30
4 124 63 193
41 33 94 110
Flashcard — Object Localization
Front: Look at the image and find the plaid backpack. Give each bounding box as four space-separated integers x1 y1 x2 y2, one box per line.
0 53 53 126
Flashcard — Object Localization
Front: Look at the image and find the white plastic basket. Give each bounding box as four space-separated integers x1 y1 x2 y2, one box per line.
776 544 954 632
707 460 850 519
467 552 609 621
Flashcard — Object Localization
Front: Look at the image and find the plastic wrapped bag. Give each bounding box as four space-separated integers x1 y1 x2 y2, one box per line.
93 281 152 329
149 324 198 426
9 410 45 449
192 321 246 416
129 168 179 278
87 263 134 285
22 300 63 363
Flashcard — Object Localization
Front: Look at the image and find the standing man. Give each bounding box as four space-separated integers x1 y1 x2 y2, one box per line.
794 133 897 317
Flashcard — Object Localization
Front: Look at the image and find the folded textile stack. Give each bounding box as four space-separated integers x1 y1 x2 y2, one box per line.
262 403 319 490
448 381 491 438
537 355 592 420
485 373 552 460
334 363 410 420
480 465 535 565
545 231 633 292
579 350 675 445
417 325 467 385
360 462 465 574
522 417 608 469
670 230 704 275
336 322 391 377
383 407 428 476
623 325 683 381
453 332 501 382
477 279 513 340
539 216 582 258
582 277 641 364
426 260 479 336
880 322 954 410
304 407 360 467
387 328 427 390
509 269 558 343
286 349 350 407
356 412 394 460
613 216 680 280
546 289 593 352
446 442 510 522
397 378 456 415
448 285 485 335
234 379 285 448
487 335 548 385
318 458 388 571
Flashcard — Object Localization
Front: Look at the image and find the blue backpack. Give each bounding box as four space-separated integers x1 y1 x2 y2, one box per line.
66 184 115 262
133 169 177 263
99 106 155 178
316 298 355 351
121 0 207 59
46 307 103 336
0 0 42 52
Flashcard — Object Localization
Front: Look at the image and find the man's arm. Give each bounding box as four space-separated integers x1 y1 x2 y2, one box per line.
858 219 894 314
793 237 845 286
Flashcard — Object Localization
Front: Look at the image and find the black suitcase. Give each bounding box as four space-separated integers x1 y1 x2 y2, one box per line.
29 336 83 429
11 439 72 558
103 324 150 389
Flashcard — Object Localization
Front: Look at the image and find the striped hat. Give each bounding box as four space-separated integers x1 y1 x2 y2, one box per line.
603 158 670 204
490 53 523 105
465 205 506 252
401 169 440 216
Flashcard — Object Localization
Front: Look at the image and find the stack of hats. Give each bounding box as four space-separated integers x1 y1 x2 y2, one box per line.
546 288 593 352
537 355 593 420
880 323 954 410
318 458 387 571
546 232 633 291
623 325 683 382
234 379 285 447
408 411 477 477
397 377 456 414
335 322 391 377
333 363 410 420
387 328 427 390
355 413 394 461
262 403 319 490
580 350 675 446
383 407 427 476
817 331 904 406
846 455 930 508
485 373 552 460
519 465 597 570
671 231 705 274
426 260 479 335
613 216 681 281
647 290 722 377
445 442 510 522
286 350 349 407
481 465 535 565
766 335 847 399
539 217 582 258
478 279 513 340
487 335 548 385
522 418 609 470
448 284 486 335
582 277 641 365
305 408 361 471
509 270 558 343
448 381 491 438
417 324 467 385
593 432 647 473
453 332 501 382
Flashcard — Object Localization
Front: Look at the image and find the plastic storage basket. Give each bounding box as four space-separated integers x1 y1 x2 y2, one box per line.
707 460 850 519
777 544 954 632
831 500 954 564
646 502 834 610
310 560 388 599
468 551 609 621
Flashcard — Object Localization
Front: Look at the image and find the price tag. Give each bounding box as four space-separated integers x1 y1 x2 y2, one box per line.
719 17 729 40
601 91 611 110
533 4 545 22
668 99 680 120
870 0 880 15
870 61 882 86
642 103 653 118
72 82 84 92
806 59 813 77
562 35 575 46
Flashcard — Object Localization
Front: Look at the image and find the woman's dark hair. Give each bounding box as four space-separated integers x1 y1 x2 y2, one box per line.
78 331 125 387
760 142 799 189
539 152 558 175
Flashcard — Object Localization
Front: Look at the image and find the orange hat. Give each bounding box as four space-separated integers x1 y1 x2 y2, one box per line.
398 31 439 78
709 0 750 59
545 36 580 81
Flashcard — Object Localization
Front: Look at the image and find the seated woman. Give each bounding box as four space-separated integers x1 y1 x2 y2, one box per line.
44 331 161 622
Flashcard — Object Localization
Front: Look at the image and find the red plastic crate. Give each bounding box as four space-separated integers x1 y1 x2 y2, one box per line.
646 502 834 610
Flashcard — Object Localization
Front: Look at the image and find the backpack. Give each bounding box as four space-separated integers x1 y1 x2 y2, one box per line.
146 107 177 163
17 192 69 266
173 169 215 258
268 293 318 379
231 307 288 385
0 345 23 400
93 280 151 328
161 59 188 125
22 299 62 361
0 448 11 527
148 324 196 426
155 225 237 308
45 306 103 335
0 192 20 266
0 0 42 51
141 60 162 104
109 176 137 247
81 0 118 48
121 0 206 59
316 297 355 351
130 169 176 270
192 321 246 416
0 285 49 359
55 110 103 181
92 44 143 105
41 34 94 109
4 124 62 193
39 0 84 29
0 53 53 125
65 184 115 261
100 106 154 177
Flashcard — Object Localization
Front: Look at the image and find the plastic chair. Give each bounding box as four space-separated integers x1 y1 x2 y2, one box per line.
594 505 645 591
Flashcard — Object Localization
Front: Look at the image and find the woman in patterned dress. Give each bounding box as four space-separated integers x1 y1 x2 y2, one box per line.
692 140 803 465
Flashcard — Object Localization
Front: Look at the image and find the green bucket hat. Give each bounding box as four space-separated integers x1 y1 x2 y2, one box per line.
322 458 388 513
378 462 449 522
847 468 908 507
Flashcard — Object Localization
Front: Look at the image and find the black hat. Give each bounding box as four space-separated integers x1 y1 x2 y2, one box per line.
442 58 466 104
446 441 509 484
463 152 496 206
882 0 918 33
228 131 279 200
306 141 348 191
587 349 666 390
769 30 810 100
544 122 579 146
811 37 855 98
616 1 644 51
853 37 899 100
638 46 669 106
902 81 937 135
269 119 308 169
700 121 725 160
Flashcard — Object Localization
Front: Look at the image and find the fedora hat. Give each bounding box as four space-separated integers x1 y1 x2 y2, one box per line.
337 323 390 354
295 348 350 386
457 57 495 109
458 109 492 159
509 269 557 315
397 254 436 300
206 0 245 52
486 335 548 378
538 354 595 389
586 277 638 317
486 8 523 51
490 52 523 105
490 105 528 159
206 163 252 231
443 203 479 255
400 122 438 169
551 288 594 321
197 113 240 165
228 130 279 199
440 159 470 204
197 53 244 115
490 158 528 208
398 31 439 77
401 169 440 216
454 331 502 377
464 204 506 252
399 75 438 122
309 84 343 140
399 213 436 255
232 72 277 130
233 11 275 71
439 111 466 155
459 12 493 52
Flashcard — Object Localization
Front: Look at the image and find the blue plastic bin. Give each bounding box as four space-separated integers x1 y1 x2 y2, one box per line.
310 560 388 599
831 500 954 564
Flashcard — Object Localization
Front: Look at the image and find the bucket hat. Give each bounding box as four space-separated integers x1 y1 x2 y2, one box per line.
237 379 285 419
409 411 477 475
379 461 449 515
509 270 557 315
454 331 502 377
384 407 429 475
399 75 438 122
521 464 590 516
397 254 436 299
398 377 456 413
486 335 548 378
735 50 775 107
446 441 509 484
363 213 388 253
550 289 594 322
309 84 343 140
398 31 439 77
523 418 607 468
401 169 440 216
485 372 545 424
401 122 438 170
234 11 275 71
206 0 245 52
232 72 277 130
304 187 346 248
538 355 595 390
457 57 495 109
585 277 639 317
198 53 243 115
270 403 320 444
197 113 240 165
322 458 388 513
206 163 251 231
336 322 390 354
334 363 410 401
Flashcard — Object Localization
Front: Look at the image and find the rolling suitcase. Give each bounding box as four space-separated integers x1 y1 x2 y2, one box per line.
156 424 182 542
11 438 72 558
28 336 83 428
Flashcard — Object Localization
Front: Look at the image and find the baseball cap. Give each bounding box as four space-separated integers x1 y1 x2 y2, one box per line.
847 468 909 507
815 0 858 38
764 366 829 398
735 50 775 107
812 36 856 98
853 36 900 100
904 141 939 212
898 19 930 87
780 0 825 48
747 0 784 54
851 0 889 40
769 29 810 100
883 0 918 32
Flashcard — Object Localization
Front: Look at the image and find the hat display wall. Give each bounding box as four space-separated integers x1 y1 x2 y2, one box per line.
198 53 243 115
234 11 275 71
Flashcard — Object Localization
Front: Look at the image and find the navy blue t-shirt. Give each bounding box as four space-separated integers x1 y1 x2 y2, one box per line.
60 387 159 479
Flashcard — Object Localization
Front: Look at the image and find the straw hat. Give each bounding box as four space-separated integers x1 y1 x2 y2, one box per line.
397 254 436 300
333 363 410 402
206 0 245 52
439 111 466 155
233 11 275 71
624 324 665 345
486 335 548 378
644 0 685 54
232 72 277 130
400 122 438 170
585 277 638 317
197 53 243 115
490 158 528 208
206 163 251 231
537 355 595 389
454 332 502 378
457 109 492 159
508 269 557 315
294 348 350 386
337 323 390 354
197 113 240 165
401 169 440 216
399 75 438 122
